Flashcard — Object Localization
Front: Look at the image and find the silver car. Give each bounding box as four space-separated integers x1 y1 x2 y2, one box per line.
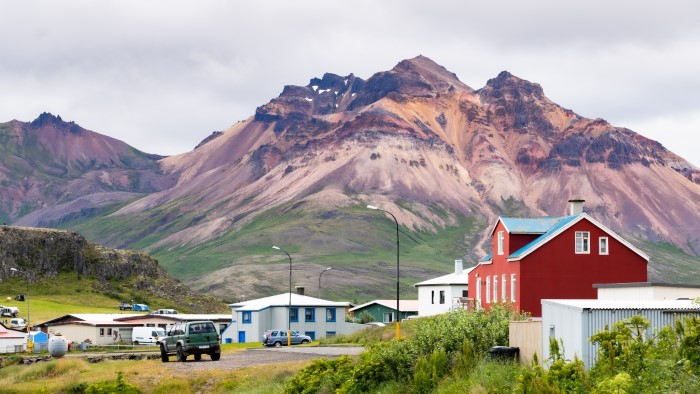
262 330 312 347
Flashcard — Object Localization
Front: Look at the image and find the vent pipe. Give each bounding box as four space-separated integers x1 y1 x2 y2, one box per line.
295 286 305 295
455 259 463 275
568 199 585 215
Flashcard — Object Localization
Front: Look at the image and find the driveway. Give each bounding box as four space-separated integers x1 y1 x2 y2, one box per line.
161 346 365 371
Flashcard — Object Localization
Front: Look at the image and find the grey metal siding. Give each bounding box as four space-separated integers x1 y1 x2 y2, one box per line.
583 309 700 369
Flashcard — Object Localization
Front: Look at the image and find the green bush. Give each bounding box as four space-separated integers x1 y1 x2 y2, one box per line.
286 356 353 394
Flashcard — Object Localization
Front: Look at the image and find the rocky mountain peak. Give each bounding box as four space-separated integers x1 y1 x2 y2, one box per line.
30 112 82 134
479 71 545 101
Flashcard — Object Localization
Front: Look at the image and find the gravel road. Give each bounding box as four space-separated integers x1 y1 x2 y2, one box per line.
161 346 365 371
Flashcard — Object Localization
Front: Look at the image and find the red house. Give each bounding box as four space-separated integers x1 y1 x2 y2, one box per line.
468 200 648 317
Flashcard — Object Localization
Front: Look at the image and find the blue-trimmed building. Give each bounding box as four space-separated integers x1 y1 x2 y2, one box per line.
224 293 364 343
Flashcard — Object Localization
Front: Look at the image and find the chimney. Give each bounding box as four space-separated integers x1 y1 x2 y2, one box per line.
568 199 585 215
295 286 305 295
454 259 463 275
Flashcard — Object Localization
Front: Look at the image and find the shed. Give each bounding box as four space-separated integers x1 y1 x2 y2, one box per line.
349 299 419 323
541 299 700 369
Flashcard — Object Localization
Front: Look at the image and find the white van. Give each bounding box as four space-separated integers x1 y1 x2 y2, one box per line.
10 318 26 328
132 326 165 345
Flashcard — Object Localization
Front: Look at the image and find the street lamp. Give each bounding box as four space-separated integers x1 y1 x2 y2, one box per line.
272 246 292 346
318 267 332 299
9 267 31 350
367 204 401 338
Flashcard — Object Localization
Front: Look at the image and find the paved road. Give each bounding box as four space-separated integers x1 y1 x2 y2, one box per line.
161 346 365 371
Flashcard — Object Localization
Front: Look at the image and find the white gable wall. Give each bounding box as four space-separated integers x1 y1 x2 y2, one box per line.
418 285 468 316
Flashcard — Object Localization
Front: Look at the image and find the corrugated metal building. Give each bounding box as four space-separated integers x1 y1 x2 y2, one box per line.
541 299 700 369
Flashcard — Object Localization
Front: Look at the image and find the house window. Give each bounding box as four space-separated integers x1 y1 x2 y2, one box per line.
476 277 481 303
493 275 498 303
326 308 336 322
575 231 590 253
290 308 299 322
599 237 609 255
305 331 316 340
99 328 105 336
486 276 491 304
107 328 113 336
439 290 445 304
501 274 507 302
431 290 435 304
511 274 516 302
305 308 315 322
242 311 252 324
326 331 336 337
497 231 504 255
383 312 394 323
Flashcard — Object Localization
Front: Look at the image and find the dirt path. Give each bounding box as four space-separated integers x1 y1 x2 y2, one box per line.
161 346 365 371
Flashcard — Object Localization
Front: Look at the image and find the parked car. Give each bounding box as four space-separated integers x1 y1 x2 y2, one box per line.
10 318 26 329
132 326 165 345
157 321 220 362
152 309 178 315
118 301 132 310
262 330 312 347
365 322 386 327
1 306 19 317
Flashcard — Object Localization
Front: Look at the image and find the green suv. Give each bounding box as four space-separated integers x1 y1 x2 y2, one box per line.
158 320 221 362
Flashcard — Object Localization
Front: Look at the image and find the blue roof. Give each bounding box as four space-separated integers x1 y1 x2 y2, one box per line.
500 216 568 234
508 215 581 259
480 253 492 262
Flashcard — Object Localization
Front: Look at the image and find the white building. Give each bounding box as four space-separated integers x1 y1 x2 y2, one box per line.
414 259 475 316
594 282 700 301
541 299 700 368
225 293 364 344
0 323 27 353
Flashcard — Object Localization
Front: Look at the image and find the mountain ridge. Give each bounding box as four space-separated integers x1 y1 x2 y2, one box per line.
3 55 700 302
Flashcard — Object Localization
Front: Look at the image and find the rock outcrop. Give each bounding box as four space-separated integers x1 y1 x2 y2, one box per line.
0 226 227 313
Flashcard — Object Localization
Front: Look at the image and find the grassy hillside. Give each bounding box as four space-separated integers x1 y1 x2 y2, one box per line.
63 200 486 303
1 273 152 324
60 198 700 304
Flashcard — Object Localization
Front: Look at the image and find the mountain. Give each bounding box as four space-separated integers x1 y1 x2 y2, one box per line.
7 56 700 302
0 112 175 226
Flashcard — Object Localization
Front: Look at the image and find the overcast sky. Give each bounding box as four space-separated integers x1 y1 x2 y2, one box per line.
2 1 699 166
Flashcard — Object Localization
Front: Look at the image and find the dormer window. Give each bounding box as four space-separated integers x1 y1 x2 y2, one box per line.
575 231 590 254
497 231 504 255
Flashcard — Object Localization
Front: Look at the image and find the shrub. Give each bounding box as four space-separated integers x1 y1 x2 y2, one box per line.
286 356 353 394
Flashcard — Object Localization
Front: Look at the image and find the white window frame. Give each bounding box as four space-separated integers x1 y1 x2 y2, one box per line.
599 237 609 255
497 231 504 255
501 274 507 302
510 274 516 302
486 276 491 304
575 231 590 254
493 275 498 303
476 277 482 304
383 312 394 323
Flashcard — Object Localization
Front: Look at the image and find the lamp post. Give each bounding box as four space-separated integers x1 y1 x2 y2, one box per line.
367 205 401 338
318 267 332 299
272 246 292 346
9 267 31 350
